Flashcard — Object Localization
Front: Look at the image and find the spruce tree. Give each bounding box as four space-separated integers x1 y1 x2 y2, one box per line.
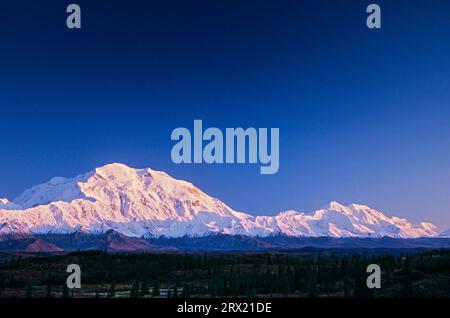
25 281 33 299
62 284 70 298
152 281 160 297
181 284 191 298
130 280 139 298
401 257 413 297
46 283 53 299
140 279 149 297
108 283 116 298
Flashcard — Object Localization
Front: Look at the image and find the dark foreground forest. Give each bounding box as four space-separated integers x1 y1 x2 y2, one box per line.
0 248 450 298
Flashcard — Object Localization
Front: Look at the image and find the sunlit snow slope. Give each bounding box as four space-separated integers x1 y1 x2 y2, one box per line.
0 163 440 238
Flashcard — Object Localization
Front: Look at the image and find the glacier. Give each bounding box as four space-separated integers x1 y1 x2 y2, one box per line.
0 163 441 239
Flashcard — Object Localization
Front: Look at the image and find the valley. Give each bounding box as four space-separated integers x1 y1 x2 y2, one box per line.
1 248 450 298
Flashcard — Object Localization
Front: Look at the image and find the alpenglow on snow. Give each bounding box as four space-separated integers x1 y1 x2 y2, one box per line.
0 163 440 238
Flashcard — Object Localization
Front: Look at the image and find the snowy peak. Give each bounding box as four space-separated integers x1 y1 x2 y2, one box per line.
0 198 22 210
322 200 347 211
0 163 250 238
0 163 442 239
309 201 439 238
13 171 92 209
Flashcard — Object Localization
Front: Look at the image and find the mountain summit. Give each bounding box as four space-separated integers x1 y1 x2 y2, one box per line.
0 163 440 238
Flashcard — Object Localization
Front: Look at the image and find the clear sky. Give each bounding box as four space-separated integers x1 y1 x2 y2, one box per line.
0 0 449 229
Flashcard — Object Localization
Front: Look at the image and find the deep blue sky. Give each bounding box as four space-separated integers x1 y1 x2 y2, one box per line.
0 0 449 229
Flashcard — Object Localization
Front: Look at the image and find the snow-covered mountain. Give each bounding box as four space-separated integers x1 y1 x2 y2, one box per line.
0 163 440 239
0 198 21 210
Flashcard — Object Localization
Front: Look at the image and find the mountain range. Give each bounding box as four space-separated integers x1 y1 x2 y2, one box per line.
0 163 448 252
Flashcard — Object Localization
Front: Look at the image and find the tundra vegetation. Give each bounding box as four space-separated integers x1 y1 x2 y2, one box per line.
0 249 449 298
